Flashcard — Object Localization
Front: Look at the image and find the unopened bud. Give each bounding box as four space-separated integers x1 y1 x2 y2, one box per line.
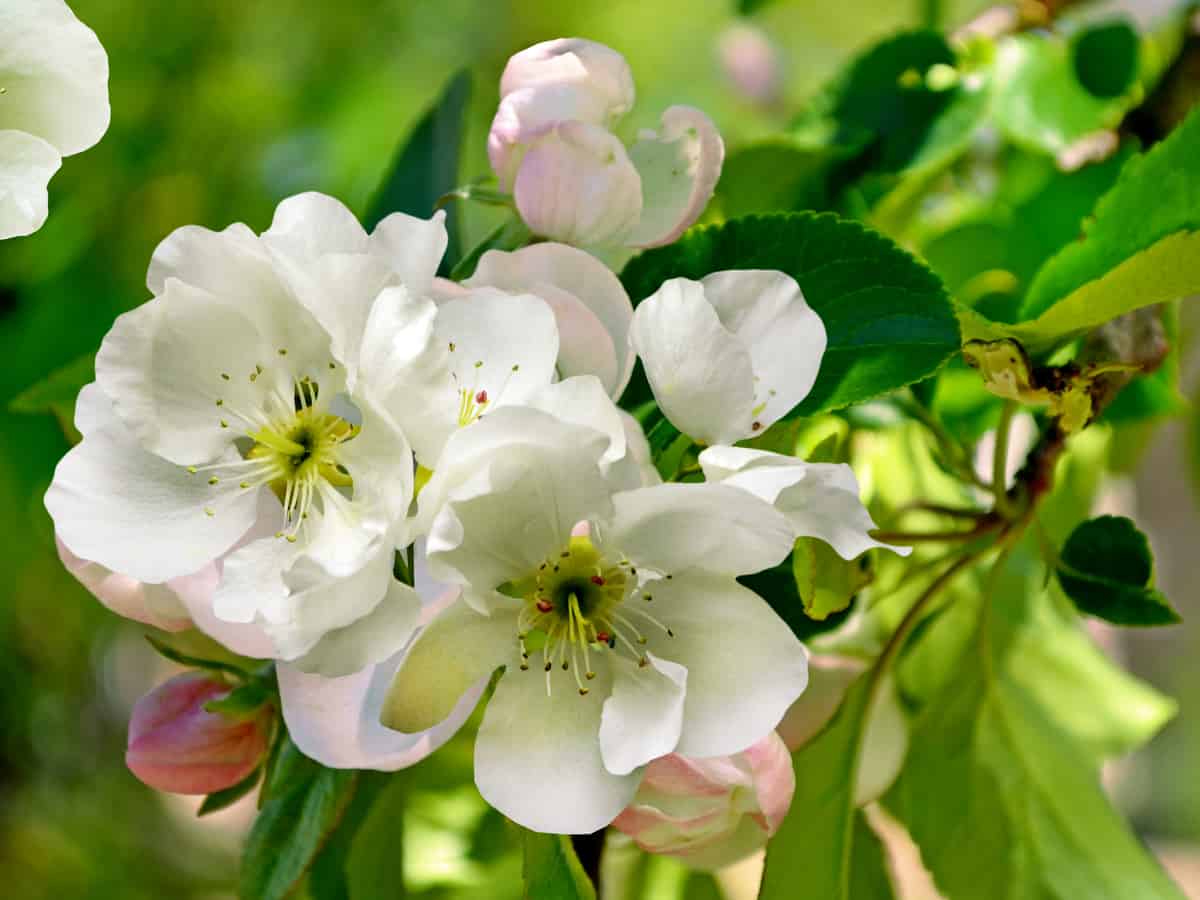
126 672 271 795
612 731 794 870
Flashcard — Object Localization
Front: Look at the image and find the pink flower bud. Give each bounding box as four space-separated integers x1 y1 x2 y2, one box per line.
717 24 785 106
612 732 794 871
514 121 643 248
126 672 271 795
777 654 908 805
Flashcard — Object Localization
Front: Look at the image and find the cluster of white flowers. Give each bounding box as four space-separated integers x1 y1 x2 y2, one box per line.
1 0 109 239
47 39 900 843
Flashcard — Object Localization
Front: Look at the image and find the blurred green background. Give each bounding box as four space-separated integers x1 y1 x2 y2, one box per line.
2 0 1199 897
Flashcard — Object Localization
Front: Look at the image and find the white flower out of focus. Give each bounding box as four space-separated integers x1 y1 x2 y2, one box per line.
381 407 807 834
488 38 725 250
0 0 110 239
611 731 795 870
631 269 827 445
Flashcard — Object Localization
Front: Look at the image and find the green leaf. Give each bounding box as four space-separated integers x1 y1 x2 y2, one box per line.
364 70 471 276
203 679 273 720
848 812 897 900
716 141 851 218
739 557 852 642
144 633 252 680
9 351 95 444
449 216 532 281
198 766 262 816
1073 21 1141 99
959 107 1200 351
307 772 404 900
1057 515 1179 626
886 541 1182 900
759 673 876 899
793 537 871 620
241 748 359 900
521 832 596 900
992 28 1134 156
621 213 960 416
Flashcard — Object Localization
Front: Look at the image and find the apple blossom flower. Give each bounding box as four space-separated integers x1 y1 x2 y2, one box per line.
611 731 794 870
381 407 806 834
631 270 827 445
465 242 636 399
698 446 909 560
1 0 110 239
777 654 908 805
45 194 451 675
126 672 271 795
488 38 724 251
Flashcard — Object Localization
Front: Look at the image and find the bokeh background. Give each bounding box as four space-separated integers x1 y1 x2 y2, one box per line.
2 0 1199 897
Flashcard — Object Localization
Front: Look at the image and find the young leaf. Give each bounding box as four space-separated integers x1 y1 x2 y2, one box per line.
307 772 402 900
522 831 596 900
886 540 1182 900
198 767 263 816
241 750 359 900
792 537 871 621
759 673 876 899
620 213 960 416
9 351 95 444
364 70 471 276
204 679 273 720
961 107 1200 351
1057 515 1179 626
848 812 897 900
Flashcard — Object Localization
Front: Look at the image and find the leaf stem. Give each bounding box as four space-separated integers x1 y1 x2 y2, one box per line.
992 400 1016 518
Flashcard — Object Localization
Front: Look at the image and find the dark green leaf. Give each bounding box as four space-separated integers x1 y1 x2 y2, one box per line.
521 831 596 900
621 213 960 416
9 352 94 415
1057 515 1179 626
1074 21 1141 99
364 70 471 276
241 751 359 900
449 216 532 281
307 772 403 900
198 767 262 816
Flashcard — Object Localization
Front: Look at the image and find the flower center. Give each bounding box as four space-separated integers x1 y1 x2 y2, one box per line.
506 535 676 697
448 343 521 427
186 370 358 542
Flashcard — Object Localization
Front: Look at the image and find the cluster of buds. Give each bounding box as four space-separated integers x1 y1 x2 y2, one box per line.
488 39 725 251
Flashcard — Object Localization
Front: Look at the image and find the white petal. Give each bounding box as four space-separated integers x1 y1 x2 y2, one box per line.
698 446 907 559
72 381 114 437
46 420 258 585
629 278 755 444
645 575 808 758
289 580 422 678
425 428 614 594
279 647 483 771
701 270 825 432
436 287 560 413
334 391 414 543
56 536 195 632
523 376 627 467
0 129 59 239
604 483 793 577
468 242 636 397
369 209 448 300
476 661 639 833
626 106 724 249
514 121 642 248
264 192 368 256
0 0 109 155
600 653 687 776
147 222 275 305
380 598 514 734
358 286 455 468
96 278 334 466
606 410 662 491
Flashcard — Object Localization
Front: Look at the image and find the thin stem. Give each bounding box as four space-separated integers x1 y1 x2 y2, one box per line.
992 401 1016 518
895 502 990 521
871 515 1001 546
